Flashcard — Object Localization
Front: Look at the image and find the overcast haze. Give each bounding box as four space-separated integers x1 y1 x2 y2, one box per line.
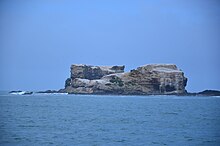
0 0 220 92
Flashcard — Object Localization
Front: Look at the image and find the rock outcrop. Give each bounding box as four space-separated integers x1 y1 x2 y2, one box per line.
63 64 187 95
197 90 220 96
70 64 125 80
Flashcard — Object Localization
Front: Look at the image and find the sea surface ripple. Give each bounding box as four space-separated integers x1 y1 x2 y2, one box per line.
0 92 220 146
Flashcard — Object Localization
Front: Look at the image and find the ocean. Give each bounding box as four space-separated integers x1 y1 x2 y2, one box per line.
0 92 220 146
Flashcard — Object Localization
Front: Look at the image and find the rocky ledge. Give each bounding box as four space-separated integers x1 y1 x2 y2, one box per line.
62 64 188 95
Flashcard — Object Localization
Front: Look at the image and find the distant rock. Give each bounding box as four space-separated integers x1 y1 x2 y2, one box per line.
22 91 33 95
9 90 23 93
37 90 59 94
197 90 220 96
63 64 188 95
9 91 33 95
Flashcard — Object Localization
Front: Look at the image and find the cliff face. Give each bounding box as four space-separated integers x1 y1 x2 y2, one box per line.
64 64 187 95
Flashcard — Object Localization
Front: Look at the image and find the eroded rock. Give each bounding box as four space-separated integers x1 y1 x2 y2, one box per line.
64 64 188 95
70 64 125 80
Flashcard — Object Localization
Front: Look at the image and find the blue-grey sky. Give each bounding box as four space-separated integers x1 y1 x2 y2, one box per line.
0 0 220 92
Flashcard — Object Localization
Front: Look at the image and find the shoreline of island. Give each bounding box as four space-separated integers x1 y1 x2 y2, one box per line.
8 64 220 97
8 89 220 97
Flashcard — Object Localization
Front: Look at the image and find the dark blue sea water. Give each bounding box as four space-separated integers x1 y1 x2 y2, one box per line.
0 92 220 146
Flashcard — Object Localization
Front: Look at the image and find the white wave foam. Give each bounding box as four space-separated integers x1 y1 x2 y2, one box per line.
10 91 26 95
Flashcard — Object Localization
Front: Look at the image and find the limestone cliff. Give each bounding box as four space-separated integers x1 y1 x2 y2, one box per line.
63 64 187 95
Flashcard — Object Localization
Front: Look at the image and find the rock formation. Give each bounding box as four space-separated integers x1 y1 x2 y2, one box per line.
70 64 125 80
63 64 187 95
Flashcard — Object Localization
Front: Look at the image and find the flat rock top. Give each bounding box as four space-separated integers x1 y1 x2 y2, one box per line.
137 64 182 72
140 64 178 69
71 64 125 72
71 64 124 67
152 67 182 73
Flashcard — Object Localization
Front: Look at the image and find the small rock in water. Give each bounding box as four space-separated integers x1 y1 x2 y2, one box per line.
9 91 33 95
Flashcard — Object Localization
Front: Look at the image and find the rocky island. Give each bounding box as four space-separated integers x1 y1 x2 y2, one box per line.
61 64 188 95
9 64 220 96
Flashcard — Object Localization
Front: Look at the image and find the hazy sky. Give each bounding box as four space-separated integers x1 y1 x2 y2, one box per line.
0 0 220 92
